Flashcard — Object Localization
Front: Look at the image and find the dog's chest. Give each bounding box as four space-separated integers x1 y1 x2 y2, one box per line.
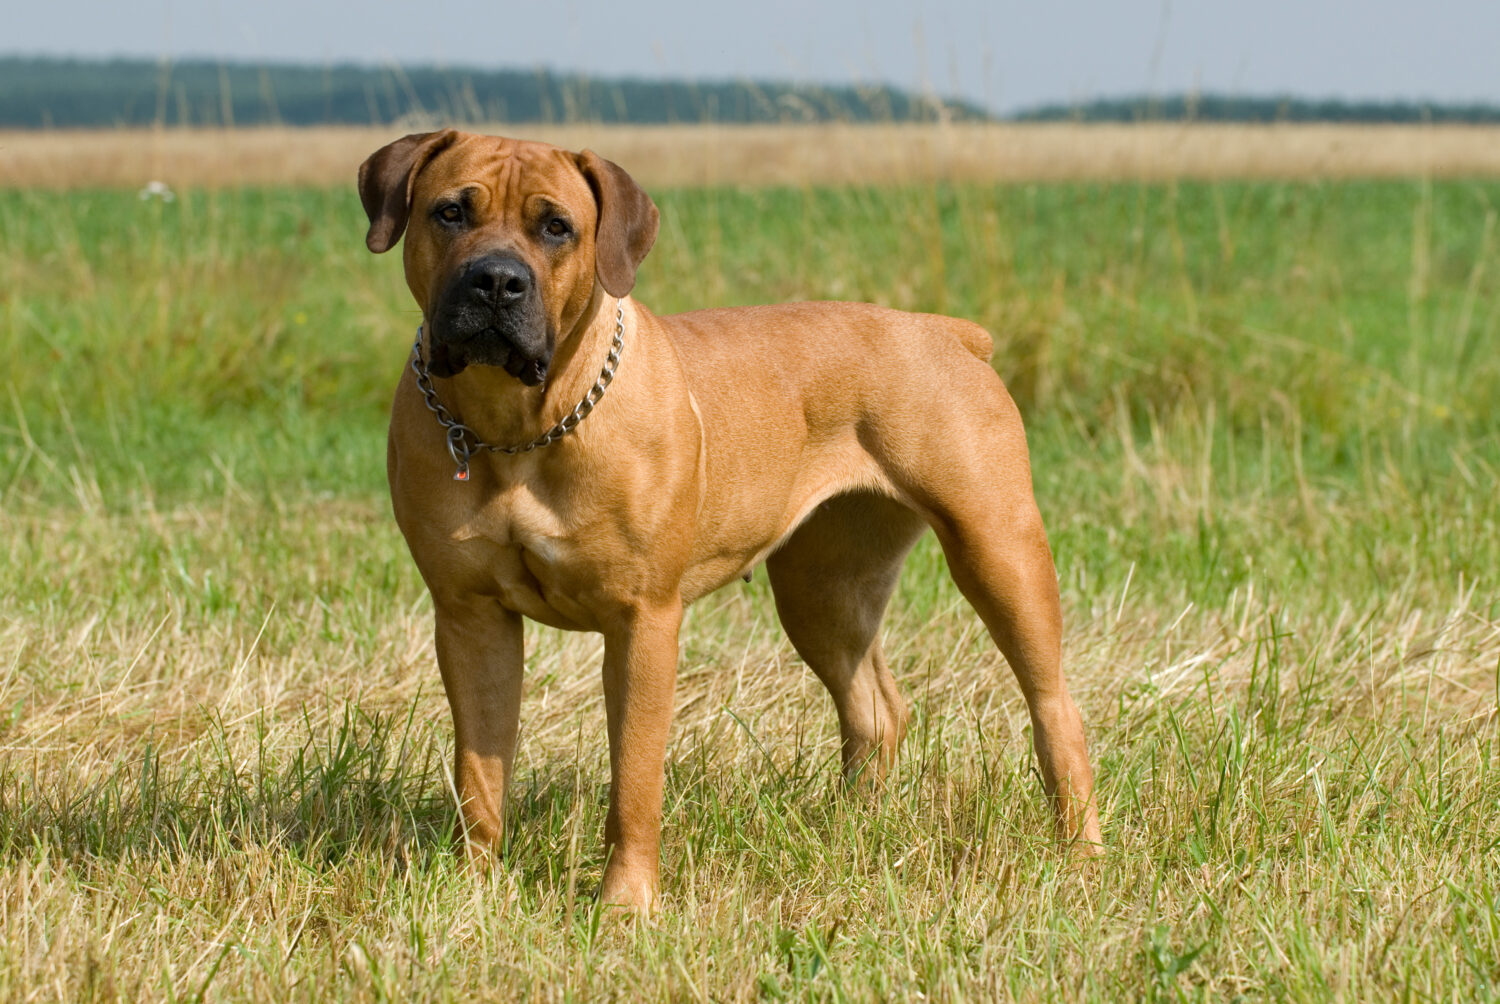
448 484 601 629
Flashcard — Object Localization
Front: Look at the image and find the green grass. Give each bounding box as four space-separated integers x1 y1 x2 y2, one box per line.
1 177 1498 1001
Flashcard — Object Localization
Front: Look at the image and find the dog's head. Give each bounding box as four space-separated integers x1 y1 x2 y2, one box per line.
359 130 659 382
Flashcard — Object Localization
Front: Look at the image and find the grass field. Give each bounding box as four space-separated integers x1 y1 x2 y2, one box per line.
1 158 1499 1000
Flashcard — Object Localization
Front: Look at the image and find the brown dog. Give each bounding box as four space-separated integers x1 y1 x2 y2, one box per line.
359 130 1101 910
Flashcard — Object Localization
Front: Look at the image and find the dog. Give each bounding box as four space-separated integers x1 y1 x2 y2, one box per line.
358 130 1102 910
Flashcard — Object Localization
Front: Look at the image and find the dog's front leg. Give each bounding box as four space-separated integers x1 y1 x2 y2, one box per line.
598 599 683 912
432 594 525 861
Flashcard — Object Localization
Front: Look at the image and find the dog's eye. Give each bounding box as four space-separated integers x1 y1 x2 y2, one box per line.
545 217 571 238
436 204 463 224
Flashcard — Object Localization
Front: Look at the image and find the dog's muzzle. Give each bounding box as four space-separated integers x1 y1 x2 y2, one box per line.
426 253 552 383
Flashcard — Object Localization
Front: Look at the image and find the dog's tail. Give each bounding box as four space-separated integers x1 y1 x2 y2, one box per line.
944 317 995 362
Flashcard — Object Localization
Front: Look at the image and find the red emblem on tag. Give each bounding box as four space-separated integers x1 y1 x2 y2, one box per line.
453 468 469 482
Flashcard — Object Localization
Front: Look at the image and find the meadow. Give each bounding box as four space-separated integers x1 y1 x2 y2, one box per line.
1 133 1498 1000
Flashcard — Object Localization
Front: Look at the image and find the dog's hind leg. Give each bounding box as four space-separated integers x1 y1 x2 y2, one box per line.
932 502 1102 850
890 368 1103 850
766 492 928 781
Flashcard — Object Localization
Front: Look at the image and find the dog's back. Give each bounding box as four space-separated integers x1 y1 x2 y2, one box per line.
663 300 996 392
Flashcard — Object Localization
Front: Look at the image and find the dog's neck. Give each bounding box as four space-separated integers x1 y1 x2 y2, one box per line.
425 288 625 451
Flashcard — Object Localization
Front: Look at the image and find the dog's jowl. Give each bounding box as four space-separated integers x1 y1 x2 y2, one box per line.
359 130 1102 911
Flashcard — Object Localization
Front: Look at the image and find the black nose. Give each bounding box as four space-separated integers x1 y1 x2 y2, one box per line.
467 256 532 306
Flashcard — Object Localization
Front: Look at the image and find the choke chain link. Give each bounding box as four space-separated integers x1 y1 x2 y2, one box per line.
410 301 626 481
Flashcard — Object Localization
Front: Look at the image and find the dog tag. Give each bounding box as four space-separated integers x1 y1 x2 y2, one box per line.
446 427 473 482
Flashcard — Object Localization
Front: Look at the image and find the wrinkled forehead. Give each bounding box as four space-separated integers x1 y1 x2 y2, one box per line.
416 135 593 210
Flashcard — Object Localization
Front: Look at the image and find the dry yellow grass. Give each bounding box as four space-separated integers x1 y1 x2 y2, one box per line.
5 122 1500 189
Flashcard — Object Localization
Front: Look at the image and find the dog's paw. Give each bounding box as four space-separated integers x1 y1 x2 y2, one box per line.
598 866 660 914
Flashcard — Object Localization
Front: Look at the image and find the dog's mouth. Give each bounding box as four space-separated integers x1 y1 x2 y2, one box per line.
427 325 550 386
498 339 549 386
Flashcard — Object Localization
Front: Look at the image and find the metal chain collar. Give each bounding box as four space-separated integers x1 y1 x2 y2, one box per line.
410 301 626 481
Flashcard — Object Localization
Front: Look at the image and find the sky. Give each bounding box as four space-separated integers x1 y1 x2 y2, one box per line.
5 0 1499 115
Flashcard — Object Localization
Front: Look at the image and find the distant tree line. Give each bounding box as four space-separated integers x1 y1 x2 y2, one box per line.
0 57 989 128
1016 94 1500 124
8 59 1497 129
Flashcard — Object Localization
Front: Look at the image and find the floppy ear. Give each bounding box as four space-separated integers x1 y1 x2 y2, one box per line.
575 150 660 297
357 129 459 253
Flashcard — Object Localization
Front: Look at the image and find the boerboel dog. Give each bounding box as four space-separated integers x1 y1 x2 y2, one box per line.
359 130 1101 911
